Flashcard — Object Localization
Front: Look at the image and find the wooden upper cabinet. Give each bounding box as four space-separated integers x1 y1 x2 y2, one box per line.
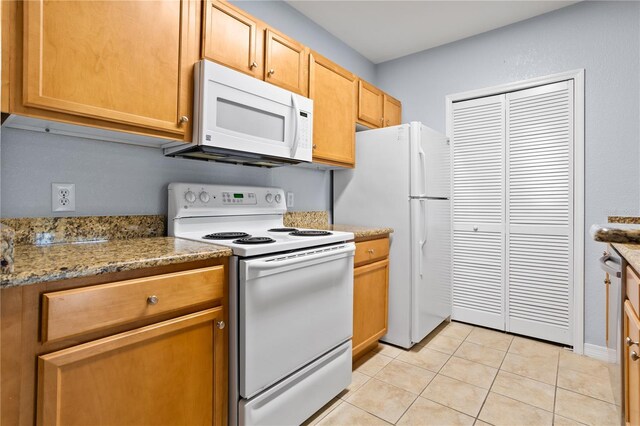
37 308 226 426
203 0 263 79
357 79 384 128
309 51 357 168
21 0 197 137
265 29 308 96
383 94 402 127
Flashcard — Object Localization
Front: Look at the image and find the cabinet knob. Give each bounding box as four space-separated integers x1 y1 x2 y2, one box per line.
632 351 639 362
216 320 226 330
179 116 189 124
367 249 375 254
250 61 258 69
268 69 276 75
626 336 639 347
147 295 159 305
386 119 390 126
313 144 317 149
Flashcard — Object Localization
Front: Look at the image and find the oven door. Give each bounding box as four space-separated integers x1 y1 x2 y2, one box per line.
239 243 354 399
196 60 312 163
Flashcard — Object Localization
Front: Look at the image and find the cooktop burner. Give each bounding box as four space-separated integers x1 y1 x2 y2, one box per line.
289 230 333 237
233 237 276 245
268 228 298 232
203 232 250 240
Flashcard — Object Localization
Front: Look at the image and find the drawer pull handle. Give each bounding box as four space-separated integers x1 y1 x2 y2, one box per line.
367 249 375 254
632 351 639 362
216 320 225 330
626 337 639 347
147 295 159 305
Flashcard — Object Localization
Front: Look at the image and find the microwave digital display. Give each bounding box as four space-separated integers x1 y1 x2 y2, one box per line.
300 111 308 118
234 193 244 199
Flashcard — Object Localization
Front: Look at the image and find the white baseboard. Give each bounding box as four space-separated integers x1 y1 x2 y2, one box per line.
583 343 618 363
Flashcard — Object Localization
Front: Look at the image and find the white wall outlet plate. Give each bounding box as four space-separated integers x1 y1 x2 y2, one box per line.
286 191 294 208
52 183 76 212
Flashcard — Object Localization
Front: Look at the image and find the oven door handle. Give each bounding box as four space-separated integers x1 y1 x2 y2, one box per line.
599 253 622 278
243 243 355 280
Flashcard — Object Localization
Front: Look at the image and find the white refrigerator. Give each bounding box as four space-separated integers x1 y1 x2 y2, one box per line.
333 122 451 348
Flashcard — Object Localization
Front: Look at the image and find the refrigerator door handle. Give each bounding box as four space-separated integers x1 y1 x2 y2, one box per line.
419 199 427 277
419 147 428 197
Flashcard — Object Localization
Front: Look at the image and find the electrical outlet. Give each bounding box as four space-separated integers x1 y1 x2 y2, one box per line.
52 183 76 212
287 191 294 208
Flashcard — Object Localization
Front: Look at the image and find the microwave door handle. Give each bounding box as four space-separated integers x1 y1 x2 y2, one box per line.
290 94 301 158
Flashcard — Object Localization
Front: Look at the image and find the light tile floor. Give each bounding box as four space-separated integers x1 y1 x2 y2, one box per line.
304 321 622 426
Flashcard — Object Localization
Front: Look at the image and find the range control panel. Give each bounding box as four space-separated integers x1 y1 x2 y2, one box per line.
168 183 286 218
222 191 257 205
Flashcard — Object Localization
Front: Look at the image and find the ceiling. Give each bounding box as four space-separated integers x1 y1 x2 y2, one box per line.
286 1 579 64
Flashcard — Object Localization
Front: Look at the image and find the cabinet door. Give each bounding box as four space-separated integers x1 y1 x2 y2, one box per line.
383 94 402 127
353 259 389 359
203 0 263 79
37 307 226 426
265 29 308 96
23 0 193 136
625 301 640 425
451 94 505 330
357 80 384 128
309 51 357 167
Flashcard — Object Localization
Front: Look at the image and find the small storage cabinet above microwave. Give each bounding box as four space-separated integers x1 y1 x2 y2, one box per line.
203 0 308 97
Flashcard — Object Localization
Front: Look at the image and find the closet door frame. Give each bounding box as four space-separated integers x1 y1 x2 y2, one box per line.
446 69 585 354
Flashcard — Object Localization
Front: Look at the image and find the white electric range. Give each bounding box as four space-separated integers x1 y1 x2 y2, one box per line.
168 183 355 426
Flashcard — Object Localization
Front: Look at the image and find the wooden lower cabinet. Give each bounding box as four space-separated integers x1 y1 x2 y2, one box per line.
625 300 640 426
352 237 390 360
37 307 226 426
1 259 228 426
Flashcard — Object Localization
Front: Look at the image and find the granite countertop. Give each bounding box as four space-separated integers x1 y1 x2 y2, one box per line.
590 223 640 244
612 243 640 273
1 237 232 288
322 224 394 241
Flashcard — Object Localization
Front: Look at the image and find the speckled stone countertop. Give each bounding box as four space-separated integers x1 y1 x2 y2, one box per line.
317 224 393 241
282 211 393 240
608 216 640 224
0 238 232 288
590 223 640 244
612 243 640 273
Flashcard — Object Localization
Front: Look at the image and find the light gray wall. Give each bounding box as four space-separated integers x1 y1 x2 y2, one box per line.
376 1 640 347
0 0 374 218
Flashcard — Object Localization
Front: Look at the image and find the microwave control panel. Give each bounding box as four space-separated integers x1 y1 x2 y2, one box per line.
298 111 311 150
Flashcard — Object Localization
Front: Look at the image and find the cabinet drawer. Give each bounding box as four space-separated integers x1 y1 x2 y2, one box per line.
41 266 225 343
627 266 640 316
354 238 389 267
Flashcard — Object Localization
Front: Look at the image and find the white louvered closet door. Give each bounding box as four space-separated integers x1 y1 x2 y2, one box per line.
506 81 574 345
451 94 506 330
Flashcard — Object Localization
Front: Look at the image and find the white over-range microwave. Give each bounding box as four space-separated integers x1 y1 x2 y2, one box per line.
165 60 313 167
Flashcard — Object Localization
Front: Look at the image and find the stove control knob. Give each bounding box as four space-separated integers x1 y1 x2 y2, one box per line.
265 193 274 203
199 191 210 203
184 191 196 203
274 193 282 204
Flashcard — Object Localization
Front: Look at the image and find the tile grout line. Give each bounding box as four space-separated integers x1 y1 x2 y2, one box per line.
391 338 457 424
474 331 515 423
552 349 560 424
